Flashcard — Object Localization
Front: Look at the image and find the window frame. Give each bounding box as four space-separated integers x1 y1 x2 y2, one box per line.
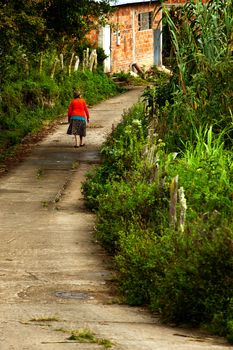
138 11 153 31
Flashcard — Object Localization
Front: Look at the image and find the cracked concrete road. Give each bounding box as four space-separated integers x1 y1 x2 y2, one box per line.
0 87 231 349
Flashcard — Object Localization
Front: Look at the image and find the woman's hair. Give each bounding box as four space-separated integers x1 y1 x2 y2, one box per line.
74 90 81 98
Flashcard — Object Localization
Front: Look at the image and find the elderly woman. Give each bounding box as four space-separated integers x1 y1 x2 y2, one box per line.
67 90 90 148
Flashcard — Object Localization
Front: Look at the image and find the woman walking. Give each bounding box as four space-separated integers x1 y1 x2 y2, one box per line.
67 90 90 148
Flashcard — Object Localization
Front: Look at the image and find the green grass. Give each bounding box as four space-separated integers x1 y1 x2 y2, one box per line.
30 315 60 322
55 327 113 348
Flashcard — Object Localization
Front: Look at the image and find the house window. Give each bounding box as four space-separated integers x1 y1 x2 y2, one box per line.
138 12 152 31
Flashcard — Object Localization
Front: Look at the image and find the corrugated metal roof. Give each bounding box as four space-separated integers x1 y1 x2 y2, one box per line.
111 0 158 6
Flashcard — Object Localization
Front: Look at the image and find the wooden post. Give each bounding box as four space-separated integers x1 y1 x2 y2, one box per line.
60 53 64 71
68 53 75 76
51 58 59 79
39 52 43 75
169 175 178 228
74 56 80 72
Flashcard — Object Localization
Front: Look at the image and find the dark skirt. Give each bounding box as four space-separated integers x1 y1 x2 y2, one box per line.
67 120 86 137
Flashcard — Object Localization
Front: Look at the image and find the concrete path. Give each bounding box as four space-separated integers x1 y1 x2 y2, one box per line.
0 87 231 349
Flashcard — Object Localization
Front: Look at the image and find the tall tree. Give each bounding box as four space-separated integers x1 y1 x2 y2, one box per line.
0 0 47 82
0 0 46 54
40 0 112 42
0 0 112 81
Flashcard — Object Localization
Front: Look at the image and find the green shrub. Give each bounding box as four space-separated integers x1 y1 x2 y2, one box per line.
115 223 157 305
94 178 168 252
82 102 148 212
59 70 119 106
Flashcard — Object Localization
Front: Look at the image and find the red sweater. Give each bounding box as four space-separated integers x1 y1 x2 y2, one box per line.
68 98 90 121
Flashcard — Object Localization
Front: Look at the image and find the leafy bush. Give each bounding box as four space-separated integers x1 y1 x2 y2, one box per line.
82 102 148 209
94 178 168 252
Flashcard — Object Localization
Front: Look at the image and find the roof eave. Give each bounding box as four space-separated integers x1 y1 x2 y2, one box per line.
111 0 158 7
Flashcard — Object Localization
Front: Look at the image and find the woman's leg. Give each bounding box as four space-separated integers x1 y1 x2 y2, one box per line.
79 136 83 146
74 135 78 147
78 121 86 146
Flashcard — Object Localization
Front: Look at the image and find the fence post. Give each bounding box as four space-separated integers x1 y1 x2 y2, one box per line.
178 186 187 232
60 53 64 71
68 53 75 76
169 175 178 228
89 49 97 71
50 58 59 79
39 52 43 75
74 56 80 72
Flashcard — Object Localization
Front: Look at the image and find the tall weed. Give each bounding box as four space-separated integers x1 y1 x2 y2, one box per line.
146 1 233 151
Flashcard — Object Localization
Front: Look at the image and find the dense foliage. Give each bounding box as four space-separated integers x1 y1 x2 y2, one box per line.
0 0 112 82
0 0 118 162
82 0 233 342
83 102 233 339
151 0 233 151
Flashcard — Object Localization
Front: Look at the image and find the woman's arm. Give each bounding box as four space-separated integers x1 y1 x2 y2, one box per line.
83 101 90 121
68 100 73 122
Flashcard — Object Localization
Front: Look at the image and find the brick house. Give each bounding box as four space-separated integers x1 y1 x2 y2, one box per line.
91 0 187 73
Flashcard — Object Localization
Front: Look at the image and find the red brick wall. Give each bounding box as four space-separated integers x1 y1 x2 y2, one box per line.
165 0 187 4
165 0 206 3
86 30 99 44
110 3 161 73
